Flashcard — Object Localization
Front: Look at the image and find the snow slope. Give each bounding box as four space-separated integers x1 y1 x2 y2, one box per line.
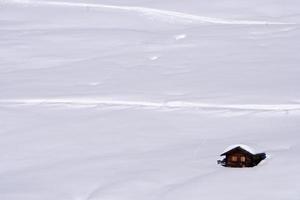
0 0 300 199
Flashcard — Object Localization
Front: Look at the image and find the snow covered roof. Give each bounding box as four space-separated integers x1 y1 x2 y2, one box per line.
221 144 256 155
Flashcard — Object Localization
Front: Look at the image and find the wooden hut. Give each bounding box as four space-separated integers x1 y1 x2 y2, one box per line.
218 145 266 168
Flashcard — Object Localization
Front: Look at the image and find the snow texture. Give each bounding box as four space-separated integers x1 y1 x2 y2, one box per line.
0 0 300 200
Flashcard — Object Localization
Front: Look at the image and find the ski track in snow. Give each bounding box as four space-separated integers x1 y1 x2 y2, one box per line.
1 0 293 25
1 98 300 113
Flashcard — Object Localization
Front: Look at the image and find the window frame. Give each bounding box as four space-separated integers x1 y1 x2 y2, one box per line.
231 156 238 162
241 156 246 162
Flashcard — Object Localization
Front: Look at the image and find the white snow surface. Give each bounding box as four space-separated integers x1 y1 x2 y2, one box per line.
1 0 300 200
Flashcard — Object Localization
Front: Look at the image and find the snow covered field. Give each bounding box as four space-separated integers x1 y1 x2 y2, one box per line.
0 0 300 199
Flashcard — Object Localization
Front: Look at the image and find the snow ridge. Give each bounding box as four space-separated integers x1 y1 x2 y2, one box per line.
1 98 300 113
2 0 293 25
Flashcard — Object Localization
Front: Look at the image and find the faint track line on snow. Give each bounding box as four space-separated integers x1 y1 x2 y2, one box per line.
1 98 300 113
2 0 294 25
